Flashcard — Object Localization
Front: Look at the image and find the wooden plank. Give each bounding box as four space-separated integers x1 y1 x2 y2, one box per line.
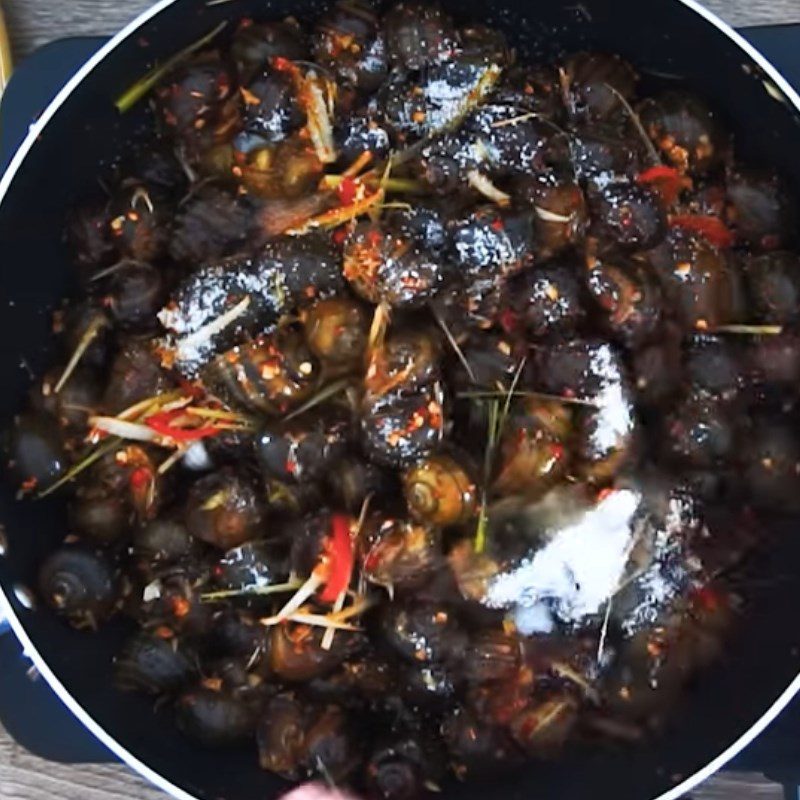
3 0 800 58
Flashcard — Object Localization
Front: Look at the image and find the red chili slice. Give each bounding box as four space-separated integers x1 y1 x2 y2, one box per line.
636 165 691 206
319 513 354 604
145 409 220 442
669 214 734 249
337 177 359 205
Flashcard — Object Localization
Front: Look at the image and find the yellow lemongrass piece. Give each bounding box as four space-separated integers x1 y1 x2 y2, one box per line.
272 572 325 621
54 314 108 394
89 416 158 443
321 590 348 650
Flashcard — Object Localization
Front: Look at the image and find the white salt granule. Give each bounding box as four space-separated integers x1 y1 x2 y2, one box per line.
485 489 641 627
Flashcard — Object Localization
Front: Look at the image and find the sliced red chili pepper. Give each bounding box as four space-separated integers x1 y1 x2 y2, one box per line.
319 513 354 604
636 165 691 206
145 409 220 442
129 466 153 491
337 176 359 205
669 214 734 249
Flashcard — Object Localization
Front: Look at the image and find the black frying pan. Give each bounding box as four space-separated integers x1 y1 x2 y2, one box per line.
1 1 800 799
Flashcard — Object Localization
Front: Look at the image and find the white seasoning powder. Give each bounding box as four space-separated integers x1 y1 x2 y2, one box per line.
485 489 641 627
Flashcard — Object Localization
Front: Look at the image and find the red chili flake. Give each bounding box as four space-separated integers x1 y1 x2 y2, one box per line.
490 217 504 232
20 476 38 494
129 467 152 491
272 56 293 72
331 226 348 246
338 177 359 205
636 165 691 206
499 308 519 335
171 597 191 618
691 585 723 613
596 487 615 503
550 442 565 460
319 514 354 604
669 215 734 249
366 228 383 247
761 234 781 250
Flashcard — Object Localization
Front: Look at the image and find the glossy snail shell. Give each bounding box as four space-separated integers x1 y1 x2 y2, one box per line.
403 454 477 526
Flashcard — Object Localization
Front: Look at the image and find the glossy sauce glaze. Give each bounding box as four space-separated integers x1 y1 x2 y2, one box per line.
5 2 800 795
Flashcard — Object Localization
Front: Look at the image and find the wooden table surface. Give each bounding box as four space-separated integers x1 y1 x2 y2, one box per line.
2 1 800 799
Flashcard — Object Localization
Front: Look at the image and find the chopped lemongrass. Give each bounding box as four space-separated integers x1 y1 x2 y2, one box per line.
343 150 374 178
201 489 229 511
431 304 477 384
714 324 783 335
118 390 186 421
302 71 338 164
534 205 574 224
550 661 600 703
368 301 392 355
457 389 598 407
331 596 375 621
382 177 426 194
157 396 194 414
37 437 123 498
130 186 154 214
184 407 253 423
283 378 351 422
287 188 385 233
490 111 540 128
474 358 526 554
115 21 228 113
603 81 660 164
321 590 348 650
89 416 158 442
466 170 511 206
272 572 325 621
200 580 303 603
54 314 108 394
172 296 252 360
90 260 138 282
260 612 362 631
157 447 187 475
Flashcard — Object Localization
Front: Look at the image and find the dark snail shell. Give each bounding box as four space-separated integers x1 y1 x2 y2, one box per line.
361 517 442 590
38 546 117 627
302 297 369 371
303 705 360 782
176 685 259 746
343 222 444 308
638 90 728 175
204 329 321 415
103 339 176 415
269 623 364 682
381 603 466 665
231 18 309 83
185 470 267 549
403 454 477 526
214 541 289 591
361 384 445 468
7 412 68 491
114 632 196 695
493 399 571 498
133 518 195 563
257 693 311 779
255 412 351 484
326 455 400 514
